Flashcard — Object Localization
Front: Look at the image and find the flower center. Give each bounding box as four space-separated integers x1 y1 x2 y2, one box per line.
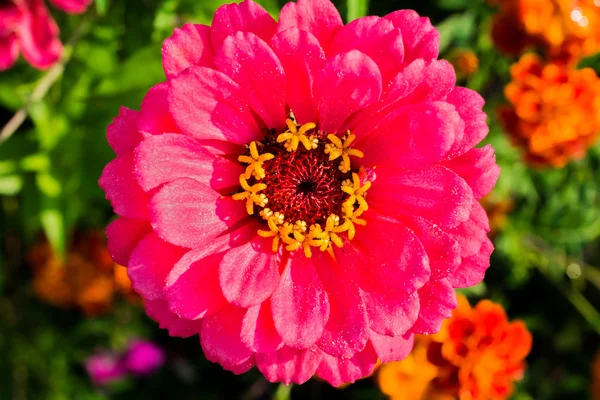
232 118 370 258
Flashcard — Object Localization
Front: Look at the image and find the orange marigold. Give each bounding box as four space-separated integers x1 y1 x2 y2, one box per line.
498 53 600 167
481 196 513 237
448 49 479 78
378 295 532 400
28 231 138 316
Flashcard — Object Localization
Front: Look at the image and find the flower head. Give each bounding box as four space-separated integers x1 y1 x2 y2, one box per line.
378 295 532 400
0 0 91 70
123 340 166 376
85 353 128 386
99 0 499 386
448 49 479 78
498 53 600 167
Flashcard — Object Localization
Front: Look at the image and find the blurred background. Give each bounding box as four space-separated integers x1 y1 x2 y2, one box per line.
0 0 599 399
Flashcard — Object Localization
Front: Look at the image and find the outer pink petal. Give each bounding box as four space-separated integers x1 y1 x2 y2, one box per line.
314 50 382 134
165 239 231 320
201 306 253 371
316 342 378 387
137 82 179 135
384 10 439 64
162 24 214 79
211 0 276 51
106 217 151 266
444 87 489 158
443 145 500 200
106 107 144 156
149 177 247 249
316 262 368 358
0 32 19 70
277 0 343 51
168 66 261 143
241 300 284 353
449 201 490 258
410 279 457 334
98 152 150 220
255 346 323 385
271 254 330 349
329 16 404 84
215 32 286 130
18 0 62 69
271 28 325 124
218 237 281 308
362 290 419 336
369 331 414 363
338 213 430 294
407 216 460 280
369 165 474 229
449 236 493 288
357 101 460 169
145 299 203 338
49 0 91 14
134 133 242 192
128 232 186 300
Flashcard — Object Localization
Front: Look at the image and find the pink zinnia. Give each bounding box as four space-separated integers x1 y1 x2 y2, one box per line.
99 0 499 386
0 0 91 70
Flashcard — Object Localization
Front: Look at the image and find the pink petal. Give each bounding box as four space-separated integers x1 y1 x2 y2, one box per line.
106 217 151 266
200 306 253 370
444 87 489 158
137 82 179 135
18 0 62 69
407 216 460 280
0 32 19 70
255 346 323 385
145 299 203 338
211 0 276 51
271 253 330 349
410 279 457 334
449 201 490 258
316 342 378 387
369 330 414 363
165 239 231 320
362 290 419 336
99 152 150 220
134 133 242 192
168 66 261 143
316 262 368 358
162 24 214 79
443 145 500 200
241 300 284 353
271 28 325 124
228 356 256 374
128 232 186 300
149 177 247 249
106 107 144 156
277 0 343 51
384 9 439 64
357 101 461 169
449 236 493 288
338 213 430 294
215 32 286 130
218 237 281 308
329 16 404 84
49 0 91 14
314 50 382 134
369 165 474 229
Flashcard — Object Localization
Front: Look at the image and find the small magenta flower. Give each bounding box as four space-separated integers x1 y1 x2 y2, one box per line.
124 340 166 376
85 353 127 386
99 0 499 386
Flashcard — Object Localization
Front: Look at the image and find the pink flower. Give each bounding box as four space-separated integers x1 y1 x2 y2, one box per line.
85 353 127 386
124 340 166 376
99 0 499 386
0 0 91 70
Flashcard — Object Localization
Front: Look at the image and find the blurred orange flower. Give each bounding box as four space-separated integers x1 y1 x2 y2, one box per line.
448 49 479 78
378 295 532 400
28 231 138 316
490 0 600 64
498 53 600 167
481 196 514 236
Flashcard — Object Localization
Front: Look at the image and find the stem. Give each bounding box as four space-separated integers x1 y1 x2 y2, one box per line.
0 20 88 146
273 383 293 400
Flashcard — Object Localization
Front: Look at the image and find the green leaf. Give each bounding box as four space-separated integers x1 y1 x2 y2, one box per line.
36 173 62 198
347 0 369 22
20 153 50 172
0 175 23 195
436 13 475 54
577 51 600 75
40 196 66 257
95 0 109 15
436 0 468 10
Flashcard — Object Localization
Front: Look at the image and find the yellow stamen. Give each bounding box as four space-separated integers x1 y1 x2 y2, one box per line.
238 141 274 180
324 132 364 173
277 119 318 152
232 176 268 214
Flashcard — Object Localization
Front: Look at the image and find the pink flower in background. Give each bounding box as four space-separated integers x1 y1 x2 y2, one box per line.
85 353 127 386
99 0 499 386
124 340 166 376
0 0 91 71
